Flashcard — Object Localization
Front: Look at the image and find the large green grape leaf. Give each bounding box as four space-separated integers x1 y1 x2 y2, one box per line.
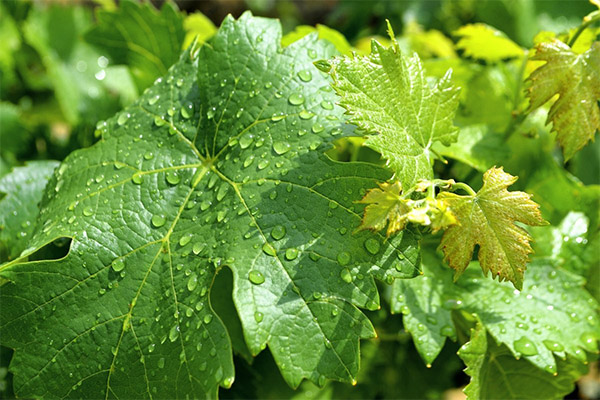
0 13 421 398
438 167 547 289
0 161 58 262
85 0 185 92
391 253 600 374
526 39 600 161
459 320 589 400
323 39 460 188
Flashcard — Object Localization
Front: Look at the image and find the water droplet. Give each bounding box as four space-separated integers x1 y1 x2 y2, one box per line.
166 172 180 185
288 93 305 105
440 325 454 336
285 248 299 260
117 112 130 126
207 107 216 119
312 123 324 133
298 70 312 82
148 343 155 353
299 110 314 120
187 274 198 291
320 100 333 110
271 113 285 122
273 141 291 155
337 251 351 266
514 336 538 356
203 314 213 324
112 259 125 272
243 155 255 168
580 332 597 352
254 311 264 322
364 238 380 254
193 242 205 254
248 270 265 285
340 268 352 283
258 159 270 170
132 173 143 184
83 206 94 217
151 215 166 228
543 339 564 352
168 325 180 342
271 225 286 240
216 185 229 201
148 95 159 105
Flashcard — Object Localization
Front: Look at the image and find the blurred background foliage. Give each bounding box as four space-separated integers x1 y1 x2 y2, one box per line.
0 0 598 399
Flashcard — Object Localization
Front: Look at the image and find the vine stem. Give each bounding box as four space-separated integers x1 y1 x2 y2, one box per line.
568 10 600 48
451 182 477 196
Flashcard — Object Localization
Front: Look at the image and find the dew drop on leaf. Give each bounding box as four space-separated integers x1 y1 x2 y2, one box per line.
340 268 352 283
112 259 125 272
168 325 180 342
337 251 351 266
271 225 286 240
166 172 180 185
312 123 324 133
83 206 94 217
513 336 538 356
132 173 143 185
320 100 333 110
285 248 299 260
273 142 291 155
117 112 130 126
254 311 264 322
297 70 312 82
364 238 380 254
187 274 198 291
288 93 305 105
151 215 166 228
179 234 192 247
542 339 564 352
248 270 265 285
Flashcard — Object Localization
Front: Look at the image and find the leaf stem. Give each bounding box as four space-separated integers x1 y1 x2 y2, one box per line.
451 182 477 196
568 10 600 48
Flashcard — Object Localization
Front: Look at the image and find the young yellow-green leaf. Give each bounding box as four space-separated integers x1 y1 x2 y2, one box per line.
459 320 589 400
438 167 547 289
0 13 421 399
454 24 524 62
356 181 456 236
325 39 460 188
526 39 600 161
183 12 216 49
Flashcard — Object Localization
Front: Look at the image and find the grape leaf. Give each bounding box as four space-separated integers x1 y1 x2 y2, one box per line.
438 167 547 289
0 161 58 262
324 39 460 188
282 24 353 55
454 23 524 62
526 39 600 161
85 0 185 92
391 253 600 375
0 13 421 398
459 320 589 400
356 181 456 236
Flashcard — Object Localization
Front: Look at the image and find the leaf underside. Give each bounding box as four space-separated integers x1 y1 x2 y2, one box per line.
0 13 421 399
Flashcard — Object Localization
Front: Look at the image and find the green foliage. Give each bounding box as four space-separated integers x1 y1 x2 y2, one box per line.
85 0 186 92
1 1 599 399
0 13 420 398
324 38 460 188
527 39 600 160
0 161 58 262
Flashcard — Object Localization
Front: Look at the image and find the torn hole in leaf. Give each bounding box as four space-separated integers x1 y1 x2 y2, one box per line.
24 237 72 262
211 264 253 362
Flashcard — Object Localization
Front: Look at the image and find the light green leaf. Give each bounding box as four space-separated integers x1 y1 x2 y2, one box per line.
459 320 589 400
433 124 510 172
391 253 600 377
23 5 130 125
325 39 460 188
0 161 59 262
183 12 217 49
526 39 600 161
454 23 524 62
85 0 185 92
438 167 547 289
282 24 353 55
0 13 420 398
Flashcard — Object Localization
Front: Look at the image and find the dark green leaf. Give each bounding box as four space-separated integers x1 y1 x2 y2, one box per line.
0 13 420 398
